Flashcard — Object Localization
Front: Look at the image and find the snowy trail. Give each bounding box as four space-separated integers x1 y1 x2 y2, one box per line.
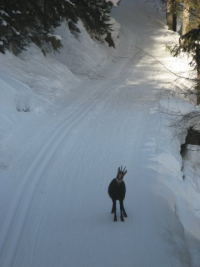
0 82 115 265
0 0 191 267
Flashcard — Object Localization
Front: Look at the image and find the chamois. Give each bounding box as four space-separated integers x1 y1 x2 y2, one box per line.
108 166 127 222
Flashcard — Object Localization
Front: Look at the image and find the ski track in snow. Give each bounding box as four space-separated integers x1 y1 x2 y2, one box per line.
0 0 192 267
0 82 116 266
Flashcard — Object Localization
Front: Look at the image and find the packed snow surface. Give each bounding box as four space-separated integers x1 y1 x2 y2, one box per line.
0 0 200 267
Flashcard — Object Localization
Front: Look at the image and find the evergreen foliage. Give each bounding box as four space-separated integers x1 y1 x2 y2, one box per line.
188 0 200 30
73 0 113 39
168 26 200 70
0 0 115 54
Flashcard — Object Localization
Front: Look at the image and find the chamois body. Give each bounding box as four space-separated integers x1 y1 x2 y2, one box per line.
108 167 127 221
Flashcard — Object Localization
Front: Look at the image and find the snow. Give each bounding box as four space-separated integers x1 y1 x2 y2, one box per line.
0 0 200 267
0 10 9 17
47 34 62 41
65 0 75 6
155 98 195 114
106 0 120 7
1 21 7 26
11 27 20 36
149 97 200 267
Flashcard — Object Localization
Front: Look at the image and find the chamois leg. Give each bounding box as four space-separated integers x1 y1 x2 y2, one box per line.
120 200 127 221
111 199 115 213
112 199 117 221
119 200 124 221
123 207 127 218
120 200 127 217
123 209 127 217
114 212 117 222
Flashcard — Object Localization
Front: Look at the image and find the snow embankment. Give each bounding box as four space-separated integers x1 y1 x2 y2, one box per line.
150 98 200 267
0 72 37 138
0 72 40 171
0 10 121 169
52 20 120 76
0 16 121 104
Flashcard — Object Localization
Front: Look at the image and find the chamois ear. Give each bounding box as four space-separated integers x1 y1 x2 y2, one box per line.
124 170 127 175
118 167 120 173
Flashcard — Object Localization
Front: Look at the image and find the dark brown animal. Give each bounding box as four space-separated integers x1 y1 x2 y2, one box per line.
108 166 127 222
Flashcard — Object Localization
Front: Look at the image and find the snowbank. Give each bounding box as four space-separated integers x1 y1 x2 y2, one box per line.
52 19 121 75
0 72 41 171
51 22 108 76
149 98 200 267
0 72 36 113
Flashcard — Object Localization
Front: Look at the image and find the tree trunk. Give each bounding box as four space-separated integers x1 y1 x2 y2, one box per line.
197 67 200 105
166 0 177 31
173 12 177 32
182 0 190 35
196 43 200 105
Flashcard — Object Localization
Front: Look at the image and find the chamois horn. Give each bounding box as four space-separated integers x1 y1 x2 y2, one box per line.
119 166 126 173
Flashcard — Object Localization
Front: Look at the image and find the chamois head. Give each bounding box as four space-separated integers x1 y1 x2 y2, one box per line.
116 166 127 183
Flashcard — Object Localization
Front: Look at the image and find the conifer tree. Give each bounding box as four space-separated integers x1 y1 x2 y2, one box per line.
166 0 177 31
182 0 190 35
176 27 200 104
0 0 115 54
72 0 113 45
188 0 200 30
